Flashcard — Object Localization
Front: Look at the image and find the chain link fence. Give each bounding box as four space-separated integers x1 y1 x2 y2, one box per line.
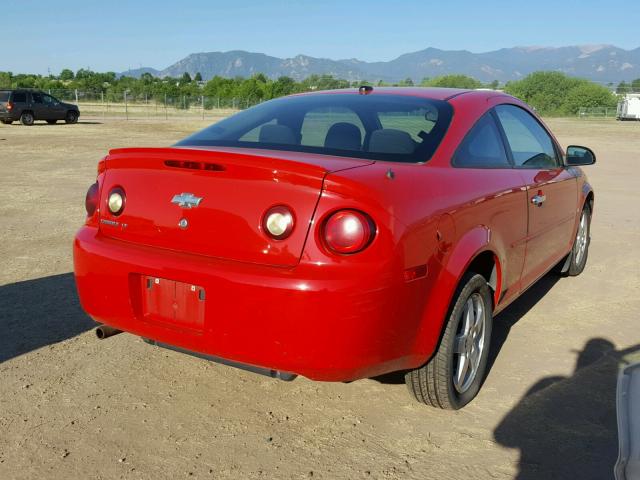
43 89 259 120
577 107 618 118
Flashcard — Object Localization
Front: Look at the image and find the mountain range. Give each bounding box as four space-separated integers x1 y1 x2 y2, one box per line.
121 45 640 84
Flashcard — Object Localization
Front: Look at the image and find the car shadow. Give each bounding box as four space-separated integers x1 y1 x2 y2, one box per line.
0 273 95 363
36 121 103 126
487 274 560 376
494 338 639 480
371 274 561 385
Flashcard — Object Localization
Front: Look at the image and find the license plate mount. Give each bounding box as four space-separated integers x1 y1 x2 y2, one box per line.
142 276 205 330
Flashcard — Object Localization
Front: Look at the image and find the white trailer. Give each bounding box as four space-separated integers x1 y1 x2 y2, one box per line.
617 94 640 120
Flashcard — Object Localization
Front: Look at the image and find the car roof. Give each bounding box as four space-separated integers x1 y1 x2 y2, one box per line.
0 88 41 92
293 86 508 102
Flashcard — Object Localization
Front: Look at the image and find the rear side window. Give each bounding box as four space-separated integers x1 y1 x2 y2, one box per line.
12 92 27 103
495 105 558 169
32 92 43 103
0 91 9 102
176 94 454 163
453 113 510 168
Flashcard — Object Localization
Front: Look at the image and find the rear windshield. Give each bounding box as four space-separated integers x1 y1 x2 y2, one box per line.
176 93 453 163
0 91 9 102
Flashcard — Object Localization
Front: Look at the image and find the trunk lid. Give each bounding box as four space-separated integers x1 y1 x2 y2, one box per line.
99 147 373 267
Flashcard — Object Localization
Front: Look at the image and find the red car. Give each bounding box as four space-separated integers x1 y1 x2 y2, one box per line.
74 87 595 409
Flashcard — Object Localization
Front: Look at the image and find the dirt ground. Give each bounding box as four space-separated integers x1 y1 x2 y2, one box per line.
0 116 638 480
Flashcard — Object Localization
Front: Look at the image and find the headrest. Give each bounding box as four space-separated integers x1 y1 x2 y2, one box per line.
324 122 362 150
368 129 415 154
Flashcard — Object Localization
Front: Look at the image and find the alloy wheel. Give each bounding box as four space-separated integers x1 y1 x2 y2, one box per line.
452 293 486 394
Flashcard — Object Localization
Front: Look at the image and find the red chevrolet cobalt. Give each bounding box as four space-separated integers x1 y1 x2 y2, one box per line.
74 87 595 409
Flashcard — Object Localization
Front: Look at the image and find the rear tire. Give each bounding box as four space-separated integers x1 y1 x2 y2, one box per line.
1 119 12 125
65 111 78 124
405 273 493 409
20 112 34 126
46 119 57 125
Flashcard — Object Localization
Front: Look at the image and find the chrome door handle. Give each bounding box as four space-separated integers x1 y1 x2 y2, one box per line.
531 194 546 206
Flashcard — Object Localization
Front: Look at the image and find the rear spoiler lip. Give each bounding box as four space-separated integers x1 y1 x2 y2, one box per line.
107 146 374 175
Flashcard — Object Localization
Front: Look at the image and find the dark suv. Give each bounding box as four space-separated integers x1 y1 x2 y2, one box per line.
0 89 80 125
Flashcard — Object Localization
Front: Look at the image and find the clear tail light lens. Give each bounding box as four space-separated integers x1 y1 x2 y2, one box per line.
107 187 125 216
85 182 99 217
323 210 375 254
263 205 295 240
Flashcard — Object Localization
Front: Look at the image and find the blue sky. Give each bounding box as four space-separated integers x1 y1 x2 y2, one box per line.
5 0 639 74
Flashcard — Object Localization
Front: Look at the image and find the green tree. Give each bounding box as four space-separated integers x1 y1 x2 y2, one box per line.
59 69 75 81
194 72 203 82
506 71 617 115
562 82 617 115
616 81 629 94
0 71 12 88
422 74 482 89
180 72 192 84
505 72 582 114
266 76 296 99
632 78 640 93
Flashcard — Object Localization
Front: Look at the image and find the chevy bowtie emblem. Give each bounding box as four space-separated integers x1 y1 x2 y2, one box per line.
171 193 203 209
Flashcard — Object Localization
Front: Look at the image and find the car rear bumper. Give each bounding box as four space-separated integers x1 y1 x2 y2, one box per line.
73 226 427 381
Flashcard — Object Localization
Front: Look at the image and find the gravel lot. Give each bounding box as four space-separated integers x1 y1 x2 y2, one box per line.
0 117 638 480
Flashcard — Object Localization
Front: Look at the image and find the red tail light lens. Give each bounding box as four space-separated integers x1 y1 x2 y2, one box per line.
6 102 13 111
323 210 375 254
263 205 295 240
85 182 99 216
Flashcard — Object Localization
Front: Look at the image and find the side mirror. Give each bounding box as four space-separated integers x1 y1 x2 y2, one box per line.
566 145 596 166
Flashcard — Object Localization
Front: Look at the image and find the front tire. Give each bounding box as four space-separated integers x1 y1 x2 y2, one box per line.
1 119 12 125
565 204 591 276
65 111 78 124
20 112 34 126
405 273 493 409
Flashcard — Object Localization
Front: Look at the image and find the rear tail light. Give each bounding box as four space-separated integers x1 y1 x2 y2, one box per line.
107 187 126 216
323 210 375 254
6 102 13 111
263 205 295 240
85 182 99 217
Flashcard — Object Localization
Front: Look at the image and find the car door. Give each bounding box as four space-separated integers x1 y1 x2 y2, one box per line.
30 92 48 120
451 111 528 307
494 104 578 288
43 94 66 120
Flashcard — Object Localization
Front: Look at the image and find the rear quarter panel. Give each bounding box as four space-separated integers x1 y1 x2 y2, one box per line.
320 93 531 363
326 163 527 363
